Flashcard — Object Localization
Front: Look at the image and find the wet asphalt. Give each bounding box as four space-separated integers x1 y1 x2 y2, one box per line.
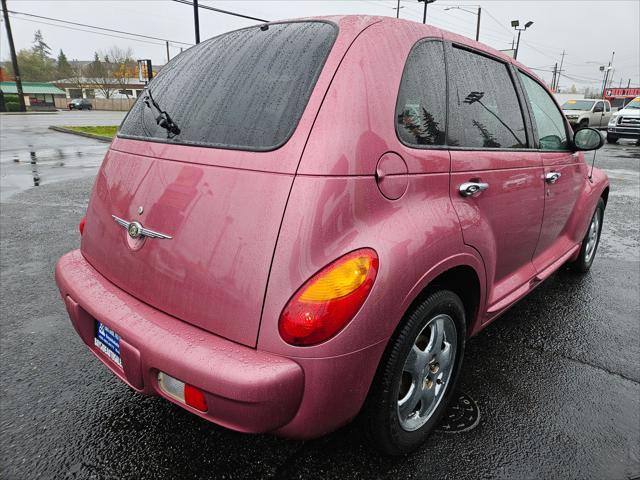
0 112 639 479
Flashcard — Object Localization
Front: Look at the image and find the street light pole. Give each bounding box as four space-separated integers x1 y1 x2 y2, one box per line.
418 0 436 24
444 6 481 41
511 20 533 60
514 30 522 59
193 0 200 44
1 0 26 112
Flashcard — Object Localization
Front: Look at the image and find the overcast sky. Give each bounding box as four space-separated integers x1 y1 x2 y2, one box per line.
1 0 639 90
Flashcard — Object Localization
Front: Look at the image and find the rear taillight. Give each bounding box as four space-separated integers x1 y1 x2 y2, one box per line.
157 372 208 412
79 216 86 235
278 248 379 346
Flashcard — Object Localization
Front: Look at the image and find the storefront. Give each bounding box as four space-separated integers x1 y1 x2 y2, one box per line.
0 81 66 112
604 87 640 109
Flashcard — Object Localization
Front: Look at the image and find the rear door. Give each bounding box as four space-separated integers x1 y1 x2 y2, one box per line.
446 44 544 313
593 101 606 128
517 71 585 273
602 101 612 126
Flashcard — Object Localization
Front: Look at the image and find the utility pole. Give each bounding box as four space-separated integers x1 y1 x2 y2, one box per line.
396 0 401 19
193 0 200 44
551 63 558 91
602 51 615 97
1 0 26 112
475 7 481 41
165 41 170 63
556 50 565 91
607 68 615 89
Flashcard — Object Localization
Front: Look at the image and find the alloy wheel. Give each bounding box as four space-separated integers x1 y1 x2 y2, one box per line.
397 314 457 431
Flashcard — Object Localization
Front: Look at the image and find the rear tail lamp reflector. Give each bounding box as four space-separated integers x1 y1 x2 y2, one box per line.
157 372 208 412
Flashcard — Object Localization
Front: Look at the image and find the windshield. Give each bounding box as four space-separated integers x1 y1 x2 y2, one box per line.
562 100 595 110
625 98 640 109
119 21 337 151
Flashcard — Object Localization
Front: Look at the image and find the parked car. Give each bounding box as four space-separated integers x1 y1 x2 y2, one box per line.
607 96 640 144
68 98 93 110
55 17 609 455
561 98 612 129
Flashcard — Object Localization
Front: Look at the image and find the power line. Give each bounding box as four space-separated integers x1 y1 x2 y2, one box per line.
4 9 193 46
7 15 168 47
172 0 268 23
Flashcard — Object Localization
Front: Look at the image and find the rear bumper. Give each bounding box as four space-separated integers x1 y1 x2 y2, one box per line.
55 250 304 434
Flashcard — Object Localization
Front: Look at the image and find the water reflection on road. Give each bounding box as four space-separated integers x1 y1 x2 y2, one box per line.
2 144 107 201
0 110 123 201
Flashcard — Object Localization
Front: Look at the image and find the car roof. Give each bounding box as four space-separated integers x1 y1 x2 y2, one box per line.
285 15 543 84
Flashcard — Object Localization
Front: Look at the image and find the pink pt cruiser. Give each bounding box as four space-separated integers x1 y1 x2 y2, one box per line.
55 16 609 454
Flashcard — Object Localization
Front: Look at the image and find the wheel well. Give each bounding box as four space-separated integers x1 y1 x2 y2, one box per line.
601 187 609 208
411 266 481 333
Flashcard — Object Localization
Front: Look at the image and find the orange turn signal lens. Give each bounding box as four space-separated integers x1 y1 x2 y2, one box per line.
279 248 379 346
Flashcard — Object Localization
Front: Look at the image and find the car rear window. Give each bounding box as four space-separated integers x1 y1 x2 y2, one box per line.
118 21 337 151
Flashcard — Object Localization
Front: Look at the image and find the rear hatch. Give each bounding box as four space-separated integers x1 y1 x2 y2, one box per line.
80 21 344 347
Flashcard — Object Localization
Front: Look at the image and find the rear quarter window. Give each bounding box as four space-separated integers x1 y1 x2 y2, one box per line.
119 21 337 151
395 40 447 147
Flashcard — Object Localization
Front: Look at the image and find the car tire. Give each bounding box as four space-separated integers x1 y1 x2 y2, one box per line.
569 198 604 273
606 134 618 143
88 106 93 111
362 290 466 455
579 119 589 129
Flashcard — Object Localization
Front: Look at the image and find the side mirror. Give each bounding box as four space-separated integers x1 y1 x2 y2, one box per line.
573 127 604 151
593 106 603 113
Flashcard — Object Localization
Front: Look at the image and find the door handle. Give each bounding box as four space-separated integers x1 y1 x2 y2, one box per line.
545 172 561 184
459 182 489 197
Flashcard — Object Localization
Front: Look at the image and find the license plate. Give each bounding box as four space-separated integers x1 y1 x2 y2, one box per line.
94 321 122 367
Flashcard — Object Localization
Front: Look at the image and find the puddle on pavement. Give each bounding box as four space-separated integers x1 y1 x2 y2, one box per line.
1 145 107 201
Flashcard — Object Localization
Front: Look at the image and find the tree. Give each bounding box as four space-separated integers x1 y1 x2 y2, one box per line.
84 51 117 98
7 48 55 81
32 30 52 60
56 50 73 80
5 30 58 81
107 46 136 98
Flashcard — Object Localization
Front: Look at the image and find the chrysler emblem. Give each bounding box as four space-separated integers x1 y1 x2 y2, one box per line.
127 221 143 239
112 215 172 240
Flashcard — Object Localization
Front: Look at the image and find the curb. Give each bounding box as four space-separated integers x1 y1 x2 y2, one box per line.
1 111 59 115
48 126 113 143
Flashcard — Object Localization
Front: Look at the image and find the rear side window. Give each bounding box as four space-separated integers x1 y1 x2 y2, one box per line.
119 21 337 151
396 40 447 146
518 72 569 150
448 47 527 149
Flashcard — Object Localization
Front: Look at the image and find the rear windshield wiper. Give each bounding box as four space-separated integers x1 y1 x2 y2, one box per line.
143 88 181 137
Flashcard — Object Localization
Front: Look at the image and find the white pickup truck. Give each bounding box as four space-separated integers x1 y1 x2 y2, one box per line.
561 99 612 130
607 97 640 144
